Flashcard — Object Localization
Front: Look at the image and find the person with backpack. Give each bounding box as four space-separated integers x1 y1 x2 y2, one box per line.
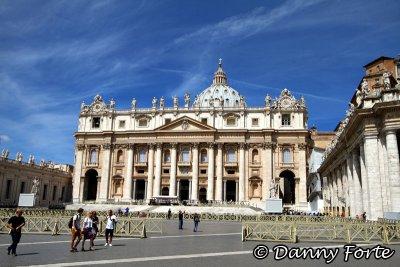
193 213 200 232
7 209 25 256
70 208 83 252
105 210 117 247
178 210 184 230
91 211 99 246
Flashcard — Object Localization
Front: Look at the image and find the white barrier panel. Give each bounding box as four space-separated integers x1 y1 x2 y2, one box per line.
18 193 35 207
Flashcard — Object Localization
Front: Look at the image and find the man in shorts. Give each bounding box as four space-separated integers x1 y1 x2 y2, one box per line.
70 208 83 252
105 210 117 246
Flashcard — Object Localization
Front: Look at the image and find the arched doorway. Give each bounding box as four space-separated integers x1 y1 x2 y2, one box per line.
85 169 98 201
199 187 207 203
279 170 296 204
226 180 236 202
161 187 169 196
135 179 145 200
179 179 189 201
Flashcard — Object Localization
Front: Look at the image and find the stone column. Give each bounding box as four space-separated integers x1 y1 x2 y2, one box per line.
169 143 177 197
73 145 84 203
98 143 112 202
132 179 137 200
336 168 343 216
189 180 192 200
328 176 333 214
364 135 384 220
263 142 273 200
122 144 134 202
297 143 308 204
153 143 162 197
346 155 356 217
146 144 155 201
352 149 363 216
386 130 400 212
359 141 371 217
223 180 227 201
144 180 148 200
332 172 337 216
207 143 215 201
177 179 180 199
238 143 245 201
191 143 199 201
215 144 224 201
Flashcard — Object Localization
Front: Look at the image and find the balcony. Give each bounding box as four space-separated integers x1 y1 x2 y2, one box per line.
178 161 191 167
135 161 148 167
224 161 238 167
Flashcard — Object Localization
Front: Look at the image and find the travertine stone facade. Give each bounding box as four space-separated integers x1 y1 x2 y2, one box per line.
73 60 311 209
0 153 73 207
319 56 400 220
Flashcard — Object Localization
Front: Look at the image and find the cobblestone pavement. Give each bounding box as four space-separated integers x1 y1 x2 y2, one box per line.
0 220 399 267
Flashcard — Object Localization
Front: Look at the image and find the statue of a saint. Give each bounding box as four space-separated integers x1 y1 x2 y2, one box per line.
31 177 40 196
269 179 277 198
184 92 190 107
361 78 369 94
239 96 245 108
131 98 137 110
265 94 271 107
109 98 115 109
152 97 158 109
383 72 391 89
159 97 165 109
173 96 178 109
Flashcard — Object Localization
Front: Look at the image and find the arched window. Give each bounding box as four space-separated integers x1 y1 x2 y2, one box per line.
164 149 171 163
252 149 259 164
181 147 190 162
200 149 208 163
89 149 98 164
116 150 124 163
227 148 236 163
283 148 292 163
139 148 147 163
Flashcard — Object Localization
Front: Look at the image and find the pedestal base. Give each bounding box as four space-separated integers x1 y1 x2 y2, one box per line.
265 198 283 213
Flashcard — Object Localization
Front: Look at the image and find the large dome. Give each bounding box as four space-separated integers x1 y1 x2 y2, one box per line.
193 60 245 108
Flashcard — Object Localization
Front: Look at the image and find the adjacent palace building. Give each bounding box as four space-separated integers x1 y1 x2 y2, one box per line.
73 60 313 209
319 56 400 220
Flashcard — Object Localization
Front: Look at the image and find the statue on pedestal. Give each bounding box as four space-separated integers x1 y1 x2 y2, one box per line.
173 96 179 109
131 98 137 110
152 97 158 109
159 97 165 109
184 92 190 107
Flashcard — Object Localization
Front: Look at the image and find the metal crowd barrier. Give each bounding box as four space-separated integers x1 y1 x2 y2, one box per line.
0 216 163 238
242 220 400 244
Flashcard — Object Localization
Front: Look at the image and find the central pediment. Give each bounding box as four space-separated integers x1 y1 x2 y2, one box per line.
155 116 216 132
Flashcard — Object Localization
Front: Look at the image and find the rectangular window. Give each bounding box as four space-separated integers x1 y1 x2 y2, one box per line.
92 117 101 128
201 118 208 124
227 170 235 175
282 114 291 126
52 186 57 201
165 118 171 124
200 169 207 175
119 120 126 128
6 180 12 199
163 169 170 174
20 182 26 194
42 184 48 200
283 148 292 163
138 169 145 174
61 187 65 201
252 118 259 126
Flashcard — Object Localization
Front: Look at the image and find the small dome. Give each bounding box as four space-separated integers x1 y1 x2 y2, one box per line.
193 59 245 108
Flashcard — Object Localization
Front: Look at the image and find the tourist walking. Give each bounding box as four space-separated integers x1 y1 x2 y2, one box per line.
81 211 95 251
92 211 99 245
7 209 25 256
193 213 200 232
105 210 118 247
167 209 172 220
70 208 83 252
178 211 184 230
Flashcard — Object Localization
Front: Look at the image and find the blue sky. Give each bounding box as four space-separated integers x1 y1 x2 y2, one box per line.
0 0 399 164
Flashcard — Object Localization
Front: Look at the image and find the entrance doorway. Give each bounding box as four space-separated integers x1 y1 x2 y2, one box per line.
161 187 169 196
199 187 207 203
226 180 236 202
135 179 145 200
179 179 190 201
279 170 296 204
85 169 98 201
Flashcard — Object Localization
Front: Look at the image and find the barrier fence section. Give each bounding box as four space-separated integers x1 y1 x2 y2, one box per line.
242 220 400 244
0 216 163 238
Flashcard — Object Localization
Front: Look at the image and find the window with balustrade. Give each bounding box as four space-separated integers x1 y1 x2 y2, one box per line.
181 147 190 162
138 148 147 163
282 148 292 163
226 148 236 163
164 149 171 163
89 148 98 165
200 149 208 163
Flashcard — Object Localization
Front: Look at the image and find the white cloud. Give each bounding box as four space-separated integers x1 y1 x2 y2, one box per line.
0 134 11 142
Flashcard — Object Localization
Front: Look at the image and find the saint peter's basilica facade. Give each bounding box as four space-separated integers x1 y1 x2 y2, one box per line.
72 61 311 209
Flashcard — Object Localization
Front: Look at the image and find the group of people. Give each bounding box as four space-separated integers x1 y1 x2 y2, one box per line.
70 209 118 252
176 210 200 232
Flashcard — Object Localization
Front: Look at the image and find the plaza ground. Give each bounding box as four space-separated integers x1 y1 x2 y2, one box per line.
0 221 399 267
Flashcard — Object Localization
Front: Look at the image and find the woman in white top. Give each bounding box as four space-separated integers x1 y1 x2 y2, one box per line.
105 210 117 247
81 211 95 251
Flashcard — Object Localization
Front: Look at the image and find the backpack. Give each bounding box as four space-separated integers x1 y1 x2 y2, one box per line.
68 217 73 228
